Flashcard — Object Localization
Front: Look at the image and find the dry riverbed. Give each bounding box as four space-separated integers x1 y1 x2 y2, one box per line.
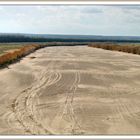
0 45 140 135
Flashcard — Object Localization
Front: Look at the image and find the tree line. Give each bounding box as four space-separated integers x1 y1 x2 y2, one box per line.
0 35 140 43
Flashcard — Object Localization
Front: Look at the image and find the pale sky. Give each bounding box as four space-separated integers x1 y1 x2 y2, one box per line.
0 5 140 36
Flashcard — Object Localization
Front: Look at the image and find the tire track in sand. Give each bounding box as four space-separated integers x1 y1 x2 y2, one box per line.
9 61 62 134
61 71 81 133
58 60 83 134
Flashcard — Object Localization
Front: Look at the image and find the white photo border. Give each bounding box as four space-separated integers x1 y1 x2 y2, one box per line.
0 1 140 139
0 1 139 4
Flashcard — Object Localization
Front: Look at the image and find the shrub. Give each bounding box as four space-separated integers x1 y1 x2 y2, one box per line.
89 43 140 55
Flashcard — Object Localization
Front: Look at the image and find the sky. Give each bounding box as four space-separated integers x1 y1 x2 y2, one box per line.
0 5 140 36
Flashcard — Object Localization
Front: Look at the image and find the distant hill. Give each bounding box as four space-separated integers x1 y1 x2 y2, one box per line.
0 33 140 43
27 34 140 41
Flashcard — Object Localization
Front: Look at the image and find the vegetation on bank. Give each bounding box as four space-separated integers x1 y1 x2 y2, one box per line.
1 41 140 68
0 42 88 68
89 43 140 55
0 44 24 55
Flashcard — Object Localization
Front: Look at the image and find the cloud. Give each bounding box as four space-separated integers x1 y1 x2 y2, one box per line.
119 5 140 10
0 5 139 36
81 7 103 14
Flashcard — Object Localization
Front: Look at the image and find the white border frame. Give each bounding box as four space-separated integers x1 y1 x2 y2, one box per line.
1 135 140 139
0 1 140 139
0 1 139 4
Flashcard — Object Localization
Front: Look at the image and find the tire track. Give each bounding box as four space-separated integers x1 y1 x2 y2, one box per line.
106 85 140 132
12 71 51 134
60 62 82 134
26 71 62 134
8 61 62 134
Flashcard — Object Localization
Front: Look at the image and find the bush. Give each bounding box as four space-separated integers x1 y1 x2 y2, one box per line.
89 43 140 55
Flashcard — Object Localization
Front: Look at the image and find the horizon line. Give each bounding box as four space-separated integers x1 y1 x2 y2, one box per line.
0 32 140 37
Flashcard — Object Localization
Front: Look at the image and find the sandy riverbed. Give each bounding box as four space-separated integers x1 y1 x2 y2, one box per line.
0 45 140 135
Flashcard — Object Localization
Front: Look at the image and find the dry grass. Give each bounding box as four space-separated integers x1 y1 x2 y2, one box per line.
0 44 23 55
89 42 140 55
0 42 88 67
0 44 40 66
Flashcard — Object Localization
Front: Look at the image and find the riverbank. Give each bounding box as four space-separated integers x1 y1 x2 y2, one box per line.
89 42 140 55
0 42 88 68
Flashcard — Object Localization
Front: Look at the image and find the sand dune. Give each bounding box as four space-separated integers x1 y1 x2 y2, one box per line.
0 45 140 134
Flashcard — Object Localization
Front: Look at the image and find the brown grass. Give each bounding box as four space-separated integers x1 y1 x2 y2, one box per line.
0 42 88 67
88 43 140 55
0 44 40 66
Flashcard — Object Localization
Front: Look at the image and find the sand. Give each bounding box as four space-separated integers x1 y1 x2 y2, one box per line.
0 45 140 135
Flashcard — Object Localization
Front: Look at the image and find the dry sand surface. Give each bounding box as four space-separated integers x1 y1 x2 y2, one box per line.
0 45 140 135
